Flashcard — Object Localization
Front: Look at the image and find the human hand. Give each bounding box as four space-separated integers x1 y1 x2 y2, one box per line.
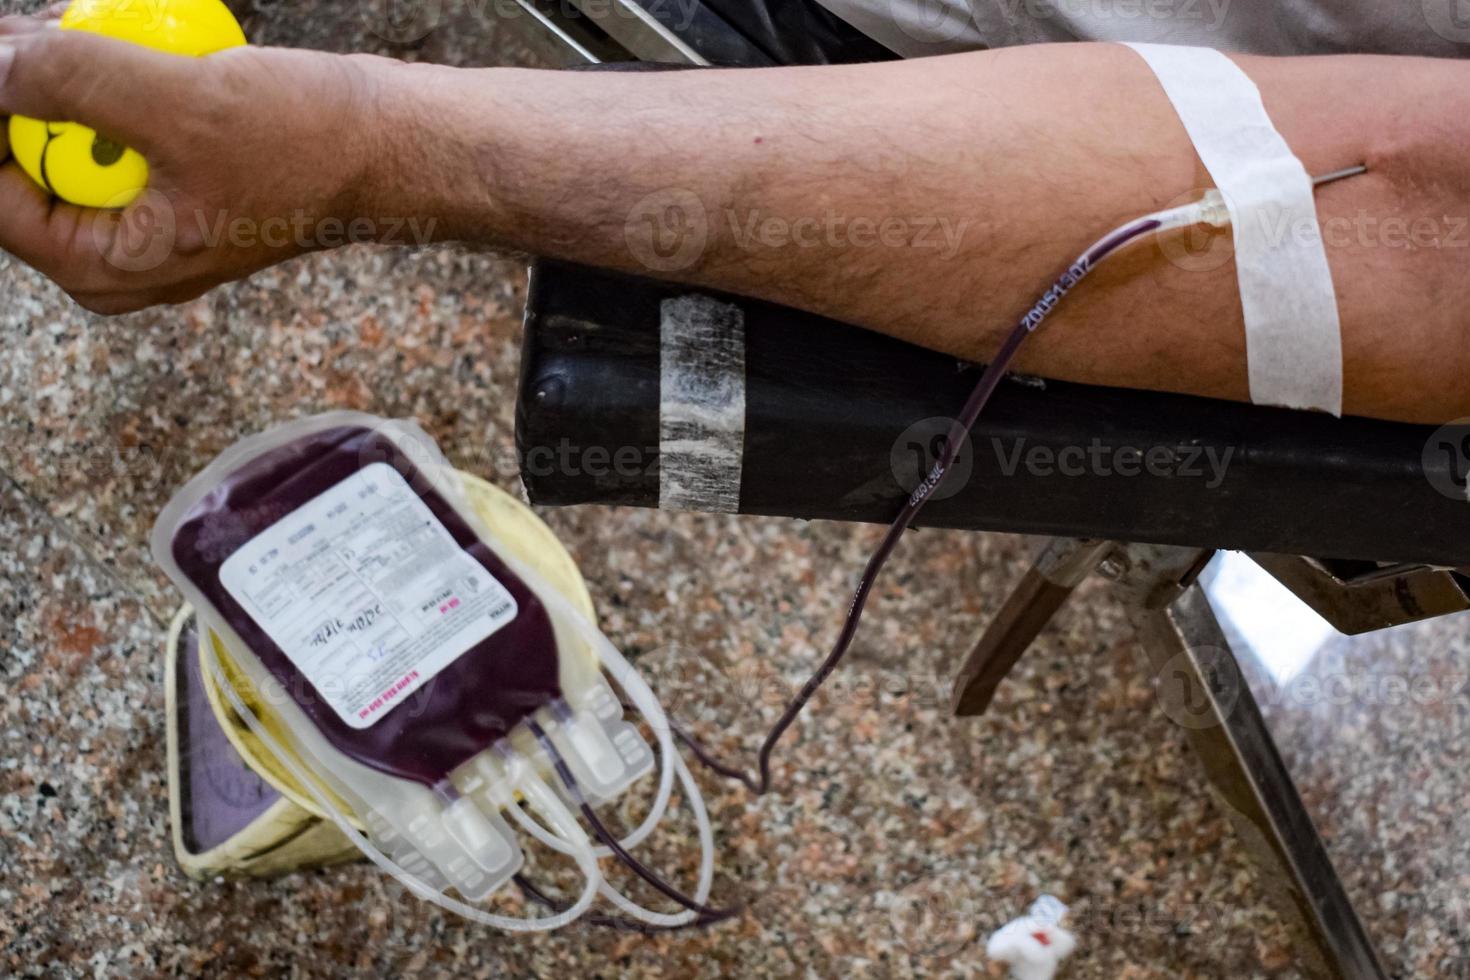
0 13 409 313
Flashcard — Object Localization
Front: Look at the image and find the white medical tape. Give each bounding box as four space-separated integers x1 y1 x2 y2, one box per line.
1125 42 1344 416
658 294 746 512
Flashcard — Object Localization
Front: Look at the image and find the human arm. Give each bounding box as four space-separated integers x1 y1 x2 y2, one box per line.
0 17 1465 422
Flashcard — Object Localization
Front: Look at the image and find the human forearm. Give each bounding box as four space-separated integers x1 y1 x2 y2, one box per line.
2 19 1466 423
368 46 1467 423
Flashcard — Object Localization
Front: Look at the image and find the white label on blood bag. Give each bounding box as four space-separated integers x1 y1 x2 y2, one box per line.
219 462 518 729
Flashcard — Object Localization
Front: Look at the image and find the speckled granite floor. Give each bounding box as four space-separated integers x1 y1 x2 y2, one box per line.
2 2 1467 978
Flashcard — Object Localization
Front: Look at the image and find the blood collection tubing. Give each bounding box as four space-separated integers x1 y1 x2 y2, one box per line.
508 586 730 923
675 170 1367 797
464 517 681 861
528 719 733 921
501 736 719 927
203 634 604 931
508 751 719 928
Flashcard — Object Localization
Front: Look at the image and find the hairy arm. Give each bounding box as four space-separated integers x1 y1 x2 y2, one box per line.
1 18 1466 422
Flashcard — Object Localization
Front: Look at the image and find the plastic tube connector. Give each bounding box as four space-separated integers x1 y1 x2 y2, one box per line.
1144 188 1231 235
1196 188 1231 228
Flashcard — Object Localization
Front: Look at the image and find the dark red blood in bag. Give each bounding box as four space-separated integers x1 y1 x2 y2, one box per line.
170 426 562 786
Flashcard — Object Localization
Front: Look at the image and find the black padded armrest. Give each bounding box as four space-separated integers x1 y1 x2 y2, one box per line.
516 259 1470 567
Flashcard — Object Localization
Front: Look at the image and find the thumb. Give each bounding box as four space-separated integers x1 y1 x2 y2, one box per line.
0 24 197 153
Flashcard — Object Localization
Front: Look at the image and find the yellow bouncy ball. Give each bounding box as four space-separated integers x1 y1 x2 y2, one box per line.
7 0 246 209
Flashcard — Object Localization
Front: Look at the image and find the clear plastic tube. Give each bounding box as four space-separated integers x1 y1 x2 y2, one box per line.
595 754 714 927
538 601 719 924
448 503 678 861
203 639 603 931
520 579 685 859
507 753 715 927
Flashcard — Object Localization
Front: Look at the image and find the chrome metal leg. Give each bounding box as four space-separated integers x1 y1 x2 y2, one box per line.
949 537 1114 716
1134 578 1389 980
954 539 1391 976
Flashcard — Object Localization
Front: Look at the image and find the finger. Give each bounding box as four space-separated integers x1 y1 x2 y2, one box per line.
0 159 117 292
0 28 197 152
0 158 74 280
0 160 206 310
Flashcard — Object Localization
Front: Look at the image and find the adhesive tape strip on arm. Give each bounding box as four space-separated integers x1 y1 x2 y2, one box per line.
1124 42 1345 417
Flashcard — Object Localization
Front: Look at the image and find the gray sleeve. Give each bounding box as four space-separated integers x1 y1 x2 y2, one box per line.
810 0 1470 59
